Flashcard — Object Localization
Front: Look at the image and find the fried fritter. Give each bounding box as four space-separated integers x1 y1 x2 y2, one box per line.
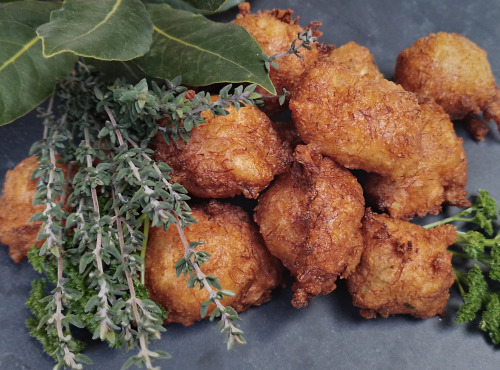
347 210 456 319
0 156 67 263
322 41 383 80
363 99 470 220
233 2 327 115
153 96 292 199
254 145 365 308
145 200 283 326
290 61 424 179
395 32 500 130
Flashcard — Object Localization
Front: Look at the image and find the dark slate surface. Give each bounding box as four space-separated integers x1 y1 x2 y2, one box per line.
1 1 500 369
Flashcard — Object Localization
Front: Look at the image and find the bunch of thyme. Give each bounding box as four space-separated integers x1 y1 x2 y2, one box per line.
26 63 260 369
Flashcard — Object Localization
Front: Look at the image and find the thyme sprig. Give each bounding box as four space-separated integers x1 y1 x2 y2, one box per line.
28 99 90 369
264 28 318 72
26 65 261 368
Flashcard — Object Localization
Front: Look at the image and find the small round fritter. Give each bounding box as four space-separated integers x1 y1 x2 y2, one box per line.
322 41 383 81
233 2 327 114
153 96 292 199
290 61 424 179
395 32 500 124
347 210 456 319
363 99 470 220
254 145 365 308
145 200 283 326
0 156 67 263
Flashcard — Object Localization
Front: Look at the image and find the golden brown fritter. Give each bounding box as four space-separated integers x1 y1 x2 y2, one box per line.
322 41 383 80
145 200 283 326
290 61 424 180
347 210 456 319
395 32 500 130
153 96 292 199
233 2 327 115
0 156 67 263
254 145 365 308
363 99 470 220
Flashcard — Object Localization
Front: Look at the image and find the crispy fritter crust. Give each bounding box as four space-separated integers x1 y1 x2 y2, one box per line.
153 96 292 199
233 2 328 114
395 32 500 121
290 61 424 179
0 156 67 263
322 41 383 80
363 99 470 220
254 145 364 308
145 200 283 326
347 210 456 319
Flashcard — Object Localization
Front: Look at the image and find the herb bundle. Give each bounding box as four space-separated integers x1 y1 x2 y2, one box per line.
25 64 260 369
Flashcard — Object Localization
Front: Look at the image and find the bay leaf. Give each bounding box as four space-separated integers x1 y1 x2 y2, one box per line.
83 58 150 84
144 0 243 15
37 0 153 61
136 4 275 94
177 0 227 12
0 1 77 126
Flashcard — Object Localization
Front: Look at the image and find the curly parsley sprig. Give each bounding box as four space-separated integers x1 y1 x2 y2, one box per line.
425 189 500 344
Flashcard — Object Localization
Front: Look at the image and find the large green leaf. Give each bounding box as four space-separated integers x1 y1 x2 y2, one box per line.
143 0 243 15
37 0 153 61
181 0 225 12
136 4 275 93
0 1 77 126
83 58 150 84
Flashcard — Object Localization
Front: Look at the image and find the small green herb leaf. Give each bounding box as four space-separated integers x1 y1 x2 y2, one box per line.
137 4 276 94
0 1 76 126
37 0 153 60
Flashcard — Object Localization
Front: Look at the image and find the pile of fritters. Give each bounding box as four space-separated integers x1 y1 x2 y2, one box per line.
4 2 500 325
